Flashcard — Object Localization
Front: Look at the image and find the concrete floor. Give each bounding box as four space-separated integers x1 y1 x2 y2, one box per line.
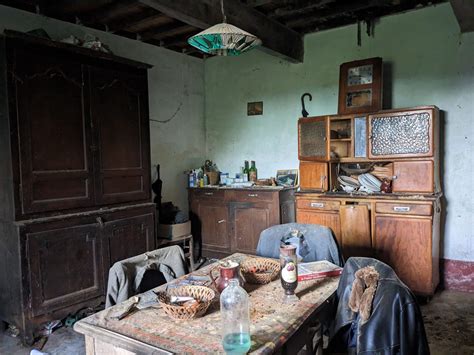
0 290 473 355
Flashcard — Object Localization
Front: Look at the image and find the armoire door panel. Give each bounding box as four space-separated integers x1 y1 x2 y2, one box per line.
27 223 104 316
104 213 155 266
11 47 94 215
89 66 150 205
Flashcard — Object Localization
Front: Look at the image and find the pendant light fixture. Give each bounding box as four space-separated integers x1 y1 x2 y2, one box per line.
187 0 262 56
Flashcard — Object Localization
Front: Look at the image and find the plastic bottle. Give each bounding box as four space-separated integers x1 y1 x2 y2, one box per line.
220 279 251 354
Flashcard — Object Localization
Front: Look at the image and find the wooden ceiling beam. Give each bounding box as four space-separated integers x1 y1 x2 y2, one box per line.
450 0 474 32
269 0 336 19
121 13 174 32
284 0 391 28
140 24 197 41
76 0 142 25
138 0 304 62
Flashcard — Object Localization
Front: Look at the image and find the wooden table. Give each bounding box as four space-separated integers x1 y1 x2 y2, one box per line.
74 253 339 354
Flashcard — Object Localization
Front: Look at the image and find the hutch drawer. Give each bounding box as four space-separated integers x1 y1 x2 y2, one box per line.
375 202 432 216
296 199 340 211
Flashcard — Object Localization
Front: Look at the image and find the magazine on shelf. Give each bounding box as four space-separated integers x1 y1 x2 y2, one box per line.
298 260 343 281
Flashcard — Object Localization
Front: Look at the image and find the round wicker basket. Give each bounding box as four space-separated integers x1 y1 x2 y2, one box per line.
156 285 215 320
241 258 280 284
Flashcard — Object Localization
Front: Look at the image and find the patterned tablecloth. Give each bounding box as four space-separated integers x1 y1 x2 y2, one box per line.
76 253 339 354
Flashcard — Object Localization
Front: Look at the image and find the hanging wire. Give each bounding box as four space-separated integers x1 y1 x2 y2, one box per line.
221 0 227 23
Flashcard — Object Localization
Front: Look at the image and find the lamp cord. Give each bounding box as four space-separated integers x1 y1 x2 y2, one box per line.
221 0 227 23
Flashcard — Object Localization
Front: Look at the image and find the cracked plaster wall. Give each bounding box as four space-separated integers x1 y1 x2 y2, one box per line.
204 3 474 262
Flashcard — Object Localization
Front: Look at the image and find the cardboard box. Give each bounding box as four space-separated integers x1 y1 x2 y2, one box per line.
157 220 191 240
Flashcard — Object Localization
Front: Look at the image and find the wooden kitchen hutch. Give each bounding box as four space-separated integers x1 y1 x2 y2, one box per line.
297 106 442 295
0 31 155 343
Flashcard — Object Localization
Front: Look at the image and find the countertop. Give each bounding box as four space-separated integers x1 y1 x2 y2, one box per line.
188 185 295 191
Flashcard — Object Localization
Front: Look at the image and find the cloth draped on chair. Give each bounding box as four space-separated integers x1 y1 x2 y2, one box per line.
106 245 187 308
328 257 430 355
256 223 344 266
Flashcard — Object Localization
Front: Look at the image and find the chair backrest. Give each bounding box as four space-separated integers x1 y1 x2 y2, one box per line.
256 223 343 266
105 245 187 308
329 257 429 354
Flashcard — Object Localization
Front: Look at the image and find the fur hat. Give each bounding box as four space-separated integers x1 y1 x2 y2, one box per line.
348 266 379 322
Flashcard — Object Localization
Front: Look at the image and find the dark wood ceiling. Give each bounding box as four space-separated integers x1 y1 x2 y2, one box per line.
0 0 447 60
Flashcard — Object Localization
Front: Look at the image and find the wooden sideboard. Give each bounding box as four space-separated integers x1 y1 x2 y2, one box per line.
297 106 442 295
296 194 440 295
0 31 155 343
188 187 295 258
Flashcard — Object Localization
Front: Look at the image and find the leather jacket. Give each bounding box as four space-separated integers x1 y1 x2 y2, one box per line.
328 257 430 355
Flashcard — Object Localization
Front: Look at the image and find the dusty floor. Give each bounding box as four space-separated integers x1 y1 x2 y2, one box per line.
0 290 473 355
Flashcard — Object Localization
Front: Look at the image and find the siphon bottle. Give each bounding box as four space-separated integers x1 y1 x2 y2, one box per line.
248 161 257 182
220 279 251 354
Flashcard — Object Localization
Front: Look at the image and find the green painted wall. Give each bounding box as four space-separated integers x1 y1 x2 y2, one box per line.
205 3 474 262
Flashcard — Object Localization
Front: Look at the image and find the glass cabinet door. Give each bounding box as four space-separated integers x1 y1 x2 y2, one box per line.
368 108 434 159
298 116 329 161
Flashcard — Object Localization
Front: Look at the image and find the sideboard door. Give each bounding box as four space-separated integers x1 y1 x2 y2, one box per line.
26 223 104 316
10 45 94 215
230 203 274 255
375 215 433 294
339 205 372 258
89 66 150 205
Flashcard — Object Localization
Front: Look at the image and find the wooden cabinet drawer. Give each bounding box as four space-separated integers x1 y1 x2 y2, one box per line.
296 199 340 211
228 190 275 202
376 202 432 216
189 189 225 200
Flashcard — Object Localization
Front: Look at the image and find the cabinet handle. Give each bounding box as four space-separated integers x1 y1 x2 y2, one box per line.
204 192 214 196
217 219 226 224
86 233 96 242
96 217 104 227
393 206 410 212
310 202 325 208
247 193 258 197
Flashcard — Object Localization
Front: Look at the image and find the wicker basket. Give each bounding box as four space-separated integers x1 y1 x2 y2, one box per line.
156 285 215 320
241 258 280 284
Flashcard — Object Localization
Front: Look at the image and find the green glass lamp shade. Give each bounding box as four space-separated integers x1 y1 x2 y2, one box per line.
188 23 262 56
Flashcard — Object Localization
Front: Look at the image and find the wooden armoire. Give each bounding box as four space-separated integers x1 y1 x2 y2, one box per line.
0 31 155 343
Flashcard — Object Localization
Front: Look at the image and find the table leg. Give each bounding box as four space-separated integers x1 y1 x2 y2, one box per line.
189 237 195 271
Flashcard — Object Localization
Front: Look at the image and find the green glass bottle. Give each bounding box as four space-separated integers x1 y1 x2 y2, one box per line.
243 161 250 182
249 161 257 182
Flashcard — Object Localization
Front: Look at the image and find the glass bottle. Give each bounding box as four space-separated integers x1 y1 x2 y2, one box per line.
248 161 257 182
220 279 251 354
280 244 299 303
243 161 249 182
